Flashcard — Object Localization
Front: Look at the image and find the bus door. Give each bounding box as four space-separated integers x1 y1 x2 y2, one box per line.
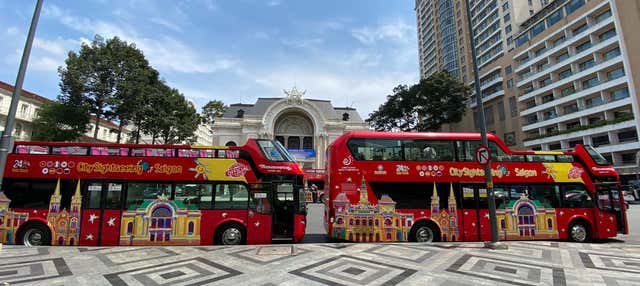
247 183 273 244
272 182 295 241
80 181 124 246
460 184 485 241
595 183 628 236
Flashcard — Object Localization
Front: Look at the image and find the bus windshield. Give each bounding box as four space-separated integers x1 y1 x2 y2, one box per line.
258 139 295 162
584 145 610 165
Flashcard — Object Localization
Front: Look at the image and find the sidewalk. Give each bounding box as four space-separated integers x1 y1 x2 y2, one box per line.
1 239 639 285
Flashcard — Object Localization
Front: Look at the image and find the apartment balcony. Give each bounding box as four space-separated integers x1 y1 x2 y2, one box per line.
470 89 505 108
596 141 640 154
520 76 627 116
523 119 636 147
472 1 497 25
522 96 632 131
518 54 623 102
514 4 614 70
516 35 620 88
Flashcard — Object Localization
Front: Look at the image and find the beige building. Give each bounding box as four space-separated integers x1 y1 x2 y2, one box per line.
416 0 640 180
211 87 368 169
0 80 132 143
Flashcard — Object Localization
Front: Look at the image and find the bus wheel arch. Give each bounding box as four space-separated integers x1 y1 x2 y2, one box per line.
214 221 246 245
17 221 52 247
409 219 441 243
568 218 592 243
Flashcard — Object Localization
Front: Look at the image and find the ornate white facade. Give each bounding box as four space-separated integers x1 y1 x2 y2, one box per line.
212 87 369 168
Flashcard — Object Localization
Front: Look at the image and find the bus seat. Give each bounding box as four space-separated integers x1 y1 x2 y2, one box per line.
16 146 28 154
91 148 102 155
120 148 129 156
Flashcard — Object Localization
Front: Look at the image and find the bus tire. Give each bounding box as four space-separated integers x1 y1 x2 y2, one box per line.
215 222 246 245
409 221 440 243
568 220 590 243
18 222 51 247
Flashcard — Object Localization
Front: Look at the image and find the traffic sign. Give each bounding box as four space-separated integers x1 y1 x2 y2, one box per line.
475 145 491 165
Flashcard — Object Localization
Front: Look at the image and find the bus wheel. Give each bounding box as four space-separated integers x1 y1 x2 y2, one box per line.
19 222 51 247
568 222 590 243
410 221 440 243
215 222 246 245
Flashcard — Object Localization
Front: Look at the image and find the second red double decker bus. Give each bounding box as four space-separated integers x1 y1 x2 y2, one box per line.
325 131 628 243
1 139 306 246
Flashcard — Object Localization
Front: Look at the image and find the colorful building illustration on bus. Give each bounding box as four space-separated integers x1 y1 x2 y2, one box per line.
119 193 202 245
332 178 414 242
0 192 29 244
431 183 459 242
496 193 558 240
47 180 82 246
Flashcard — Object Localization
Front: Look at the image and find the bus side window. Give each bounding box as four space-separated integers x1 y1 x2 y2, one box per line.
561 184 594 208
493 185 509 208
83 182 103 209
105 183 123 209
528 184 561 208
214 183 248 209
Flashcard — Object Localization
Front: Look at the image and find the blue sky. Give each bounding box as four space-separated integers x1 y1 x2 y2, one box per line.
0 0 419 118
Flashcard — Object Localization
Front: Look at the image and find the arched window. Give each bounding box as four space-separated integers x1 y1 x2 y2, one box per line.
501 219 506 230
225 141 237 147
336 218 343 225
127 222 133 235
547 218 553 230
288 137 300 149
188 222 195 235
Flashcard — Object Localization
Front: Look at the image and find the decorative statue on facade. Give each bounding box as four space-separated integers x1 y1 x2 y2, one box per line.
284 86 305 105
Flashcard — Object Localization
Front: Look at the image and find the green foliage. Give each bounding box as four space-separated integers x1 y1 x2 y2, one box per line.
139 81 201 144
367 71 470 131
201 100 227 125
55 34 210 144
31 101 89 141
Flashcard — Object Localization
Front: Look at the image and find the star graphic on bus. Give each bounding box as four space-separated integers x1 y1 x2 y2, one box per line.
188 159 209 180
107 217 116 227
88 213 98 224
85 234 94 241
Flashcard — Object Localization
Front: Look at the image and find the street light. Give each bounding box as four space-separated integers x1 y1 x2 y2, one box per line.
463 0 505 249
0 0 43 190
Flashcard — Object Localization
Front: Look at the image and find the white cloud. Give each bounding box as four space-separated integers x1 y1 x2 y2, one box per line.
150 17 183 32
352 19 414 45
30 56 61 72
252 67 417 117
6 27 19 35
267 0 282 7
281 37 323 49
43 4 234 74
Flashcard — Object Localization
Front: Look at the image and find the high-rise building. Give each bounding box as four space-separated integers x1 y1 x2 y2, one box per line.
416 0 640 181
514 0 640 179
415 0 473 80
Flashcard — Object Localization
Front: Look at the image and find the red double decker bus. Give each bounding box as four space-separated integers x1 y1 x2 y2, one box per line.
0 139 306 246
325 131 628 243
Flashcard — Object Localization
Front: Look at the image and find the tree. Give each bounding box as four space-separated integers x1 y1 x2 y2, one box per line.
108 38 159 143
138 81 200 144
31 101 89 141
58 36 157 141
201 100 226 125
367 71 470 131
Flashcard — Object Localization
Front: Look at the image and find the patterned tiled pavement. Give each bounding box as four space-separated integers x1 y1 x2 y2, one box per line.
1 240 640 285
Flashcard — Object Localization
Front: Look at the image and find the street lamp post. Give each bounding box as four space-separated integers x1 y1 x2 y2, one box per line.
463 0 504 249
0 0 43 190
